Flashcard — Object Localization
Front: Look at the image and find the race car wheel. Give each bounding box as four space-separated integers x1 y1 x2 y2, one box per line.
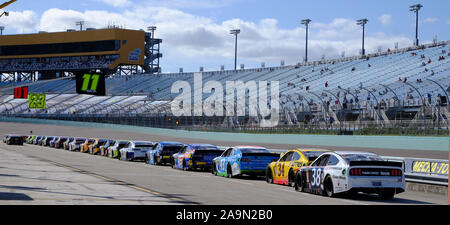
226 165 233 178
294 173 303 192
379 189 395 200
323 176 334 197
211 163 217 175
265 168 273 184
288 170 295 187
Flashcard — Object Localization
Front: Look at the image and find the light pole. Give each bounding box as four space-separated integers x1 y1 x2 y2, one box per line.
76 21 85 31
357 19 368 56
301 19 311 62
410 4 423 46
230 29 240 71
147 26 157 39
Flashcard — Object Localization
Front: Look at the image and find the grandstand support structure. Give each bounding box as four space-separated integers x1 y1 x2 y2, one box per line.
426 79 450 105
143 32 162 74
359 86 383 125
117 65 139 76
0 72 13 82
404 82 426 109
17 71 35 82
379 83 400 107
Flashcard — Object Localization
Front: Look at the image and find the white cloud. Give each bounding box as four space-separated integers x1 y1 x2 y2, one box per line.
424 18 438 23
379 14 392 25
0 10 39 34
3 6 413 71
137 0 233 9
97 0 132 7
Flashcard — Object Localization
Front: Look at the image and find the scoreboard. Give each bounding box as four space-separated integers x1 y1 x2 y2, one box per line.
14 86 28 99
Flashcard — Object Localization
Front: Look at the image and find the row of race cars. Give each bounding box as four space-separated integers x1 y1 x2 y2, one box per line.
3 134 406 200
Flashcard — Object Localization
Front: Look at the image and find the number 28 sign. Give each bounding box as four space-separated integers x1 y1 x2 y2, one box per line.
28 93 46 109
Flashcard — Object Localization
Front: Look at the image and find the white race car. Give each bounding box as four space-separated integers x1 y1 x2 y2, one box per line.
294 151 405 199
119 141 155 161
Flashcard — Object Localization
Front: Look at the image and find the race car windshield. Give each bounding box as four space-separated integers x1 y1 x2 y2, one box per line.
239 148 269 153
136 144 153 148
341 154 383 163
195 146 219 151
303 151 328 161
163 146 184 151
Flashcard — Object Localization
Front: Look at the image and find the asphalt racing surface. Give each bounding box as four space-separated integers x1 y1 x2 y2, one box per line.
0 122 447 205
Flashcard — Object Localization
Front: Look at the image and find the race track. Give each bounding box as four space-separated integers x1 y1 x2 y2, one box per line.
0 122 448 205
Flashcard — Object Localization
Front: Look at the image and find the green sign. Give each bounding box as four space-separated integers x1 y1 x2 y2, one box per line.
29 93 46 109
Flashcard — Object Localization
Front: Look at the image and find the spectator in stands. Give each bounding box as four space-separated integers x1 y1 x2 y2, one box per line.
351 67 356 72
416 79 423 83
368 64 371 68
421 62 426 67
325 81 328 88
428 58 432 64
398 77 402 82
431 70 435 76
403 77 407 83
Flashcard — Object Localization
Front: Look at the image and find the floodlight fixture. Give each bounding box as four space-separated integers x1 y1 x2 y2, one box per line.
301 19 312 62
356 19 368 56
410 4 423 46
76 21 85 31
147 26 157 39
230 29 241 70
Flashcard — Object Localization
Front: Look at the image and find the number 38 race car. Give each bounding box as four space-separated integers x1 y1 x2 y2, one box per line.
294 151 405 199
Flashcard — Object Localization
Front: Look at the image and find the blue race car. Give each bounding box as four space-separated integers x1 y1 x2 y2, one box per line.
172 144 224 171
49 136 60 148
146 142 185 166
212 146 279 178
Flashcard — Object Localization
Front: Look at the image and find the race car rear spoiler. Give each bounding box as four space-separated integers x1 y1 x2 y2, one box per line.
350 161 403 168
242 152 280 158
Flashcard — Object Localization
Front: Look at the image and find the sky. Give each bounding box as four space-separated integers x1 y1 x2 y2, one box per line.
1 0 450 73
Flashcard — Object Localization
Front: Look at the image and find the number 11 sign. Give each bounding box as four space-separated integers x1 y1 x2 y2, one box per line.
76 73 106 96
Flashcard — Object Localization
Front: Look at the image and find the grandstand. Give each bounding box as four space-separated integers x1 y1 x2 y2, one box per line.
0 40 449 131
0 28 162 82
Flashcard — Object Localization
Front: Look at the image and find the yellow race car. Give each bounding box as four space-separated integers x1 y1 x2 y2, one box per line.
89 138 108 155
266 149 330 186
80 138 96 153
